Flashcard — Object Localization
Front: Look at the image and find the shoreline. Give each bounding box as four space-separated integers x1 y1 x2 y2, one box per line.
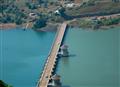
68 22 120 30
0 22 120 31
0 23 17 29
0 23 59 32
0 13 120 31
0 22 33 30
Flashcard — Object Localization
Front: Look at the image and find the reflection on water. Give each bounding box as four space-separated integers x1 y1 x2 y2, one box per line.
57 28 120 87
60 54 77 66
61 57 69 66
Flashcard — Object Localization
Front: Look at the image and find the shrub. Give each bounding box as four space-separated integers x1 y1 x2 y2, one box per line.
15 17 22 25
33 18 47 29
0 80 13 87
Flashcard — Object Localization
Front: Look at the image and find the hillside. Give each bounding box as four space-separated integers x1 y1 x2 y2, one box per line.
0 0 120 29
65 0 120 16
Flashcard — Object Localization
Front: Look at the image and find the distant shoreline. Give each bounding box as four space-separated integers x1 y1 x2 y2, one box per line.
0 22 120 31
0 13 120 31
69 23 120 30
68 19 120 30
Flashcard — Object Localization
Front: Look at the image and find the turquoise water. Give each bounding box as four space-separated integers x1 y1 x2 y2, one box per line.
57 28 120 87
0 29 55 87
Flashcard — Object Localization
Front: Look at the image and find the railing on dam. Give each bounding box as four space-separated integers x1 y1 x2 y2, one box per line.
36 22 67 87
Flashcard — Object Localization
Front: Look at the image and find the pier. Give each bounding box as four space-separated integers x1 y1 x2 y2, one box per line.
37 22 67 87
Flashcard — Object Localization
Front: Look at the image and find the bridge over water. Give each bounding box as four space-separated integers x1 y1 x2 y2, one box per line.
37 22 67 87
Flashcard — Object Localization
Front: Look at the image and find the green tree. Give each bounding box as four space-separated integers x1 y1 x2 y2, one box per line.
112 0 119 2
25 2 37 9
0 80 13 87
15 17 23 25
33 18 47 29
38 0 43 4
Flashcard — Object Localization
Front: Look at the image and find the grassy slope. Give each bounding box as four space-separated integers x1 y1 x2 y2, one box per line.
65 0 120 16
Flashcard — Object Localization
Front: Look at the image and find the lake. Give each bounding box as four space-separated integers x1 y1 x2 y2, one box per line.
0 27 120 87
0 29 55 87
57 27 120 87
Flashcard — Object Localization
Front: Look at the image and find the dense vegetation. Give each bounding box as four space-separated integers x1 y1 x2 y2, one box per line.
65 0 120 16
0 80 12 87
0 0 27 24
0 0 120 29
98 17 120 26
33 18 47 29
69 16 120 29
0 0 48 24
0 0 63 29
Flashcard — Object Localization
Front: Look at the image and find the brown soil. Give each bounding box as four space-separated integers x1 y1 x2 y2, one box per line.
0 23 17 29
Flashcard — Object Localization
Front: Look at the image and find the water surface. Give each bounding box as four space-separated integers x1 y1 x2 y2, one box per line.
0 29 55 87
57 28 120 87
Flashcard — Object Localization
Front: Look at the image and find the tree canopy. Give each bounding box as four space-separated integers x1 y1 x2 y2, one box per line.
33 18 47 29
0 80 12 87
